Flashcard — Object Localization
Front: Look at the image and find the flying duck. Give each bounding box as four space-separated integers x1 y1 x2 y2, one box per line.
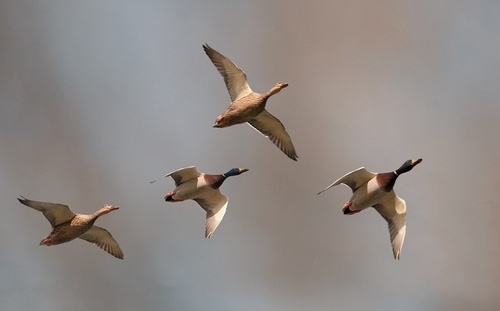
203 44 298 161
17 196 124 259
317 159 422 259
152 166 248 238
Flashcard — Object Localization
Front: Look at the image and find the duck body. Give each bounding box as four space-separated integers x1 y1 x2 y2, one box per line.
165 173 225 202
160 166 248 238
203 44 298 160
212 92 268 128
40 214 98 245
343 174 388 214
17 196 124 259
317 159 422 259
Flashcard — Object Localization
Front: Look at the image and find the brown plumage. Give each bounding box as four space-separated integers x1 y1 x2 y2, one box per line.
203 44 298 161
17 196 124 259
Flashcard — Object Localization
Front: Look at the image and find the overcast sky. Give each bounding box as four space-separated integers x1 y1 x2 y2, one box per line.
1 1 500 310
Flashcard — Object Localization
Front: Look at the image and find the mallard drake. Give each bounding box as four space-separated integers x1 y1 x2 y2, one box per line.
203 44 298 161
17 196 124 259
317 159 422 259
153 166 248 238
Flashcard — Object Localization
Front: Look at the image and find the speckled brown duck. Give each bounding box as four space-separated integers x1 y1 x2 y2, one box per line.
317 159 422 259
17 196 124 259
203 44 298 161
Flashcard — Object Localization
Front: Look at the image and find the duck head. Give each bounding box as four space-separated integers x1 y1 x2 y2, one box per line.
268 83 288 96
222 168 249 177
97 204 119 216
395 159 422 176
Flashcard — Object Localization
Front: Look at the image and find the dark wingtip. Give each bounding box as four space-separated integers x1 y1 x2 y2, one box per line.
286 153 299 161
17 195 27 204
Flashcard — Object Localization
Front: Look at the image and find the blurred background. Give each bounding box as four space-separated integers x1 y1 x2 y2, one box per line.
1 1 499 310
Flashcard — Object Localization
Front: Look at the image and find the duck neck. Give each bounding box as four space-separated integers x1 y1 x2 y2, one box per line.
387 173 399 191
210 168 241 189
204 174 227 189
266 86 282 97
395 166 409 176
395 159 421 175
376 172 399 192
92 208 110 220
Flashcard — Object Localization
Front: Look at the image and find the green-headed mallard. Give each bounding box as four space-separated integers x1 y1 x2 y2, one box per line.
317 159 422 259
17 196 124 259
153 166 248 238
203 44 298 161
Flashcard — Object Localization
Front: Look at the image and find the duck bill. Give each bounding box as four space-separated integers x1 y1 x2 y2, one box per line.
411 159 422 166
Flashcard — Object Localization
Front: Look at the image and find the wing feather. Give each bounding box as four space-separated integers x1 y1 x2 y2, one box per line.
248 110 298 161
79 226 124 259
317 168 376 195
203 44 253 102
374 192 407 260
194 191 228 238
17 196 75 228
151 166 202 186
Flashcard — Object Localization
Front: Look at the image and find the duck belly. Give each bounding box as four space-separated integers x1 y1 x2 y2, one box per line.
42 223 92 245
172 179 214 200
349 179 387 212
218 97 265 127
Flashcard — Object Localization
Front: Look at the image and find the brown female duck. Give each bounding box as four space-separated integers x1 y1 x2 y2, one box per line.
17 196 124 259
203 44 298 161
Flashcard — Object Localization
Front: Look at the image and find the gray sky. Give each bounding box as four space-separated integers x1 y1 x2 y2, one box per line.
1 1 500 310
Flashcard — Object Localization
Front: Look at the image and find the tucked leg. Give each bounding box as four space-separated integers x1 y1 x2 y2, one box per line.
342 201 360 215
165 191 183 202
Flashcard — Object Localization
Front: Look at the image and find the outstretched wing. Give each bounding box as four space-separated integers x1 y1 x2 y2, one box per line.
79 226 124 259
151 166 202 186
248 110 298 161
203 44 253 102
194 191 229 239
17 196 76 228
317 168 376 195
374 192 407 260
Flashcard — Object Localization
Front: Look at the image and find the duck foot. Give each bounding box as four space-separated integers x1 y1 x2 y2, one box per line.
342 202 360 215
40 237 51 245
165 191 180 202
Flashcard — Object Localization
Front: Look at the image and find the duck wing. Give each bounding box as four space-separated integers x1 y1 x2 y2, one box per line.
317 168 376 195
203 44 253 102
248 110 298 161
373 192 406 260
153 166 202 186
79 226 124 259
17 196 76 228
194 191 228 238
